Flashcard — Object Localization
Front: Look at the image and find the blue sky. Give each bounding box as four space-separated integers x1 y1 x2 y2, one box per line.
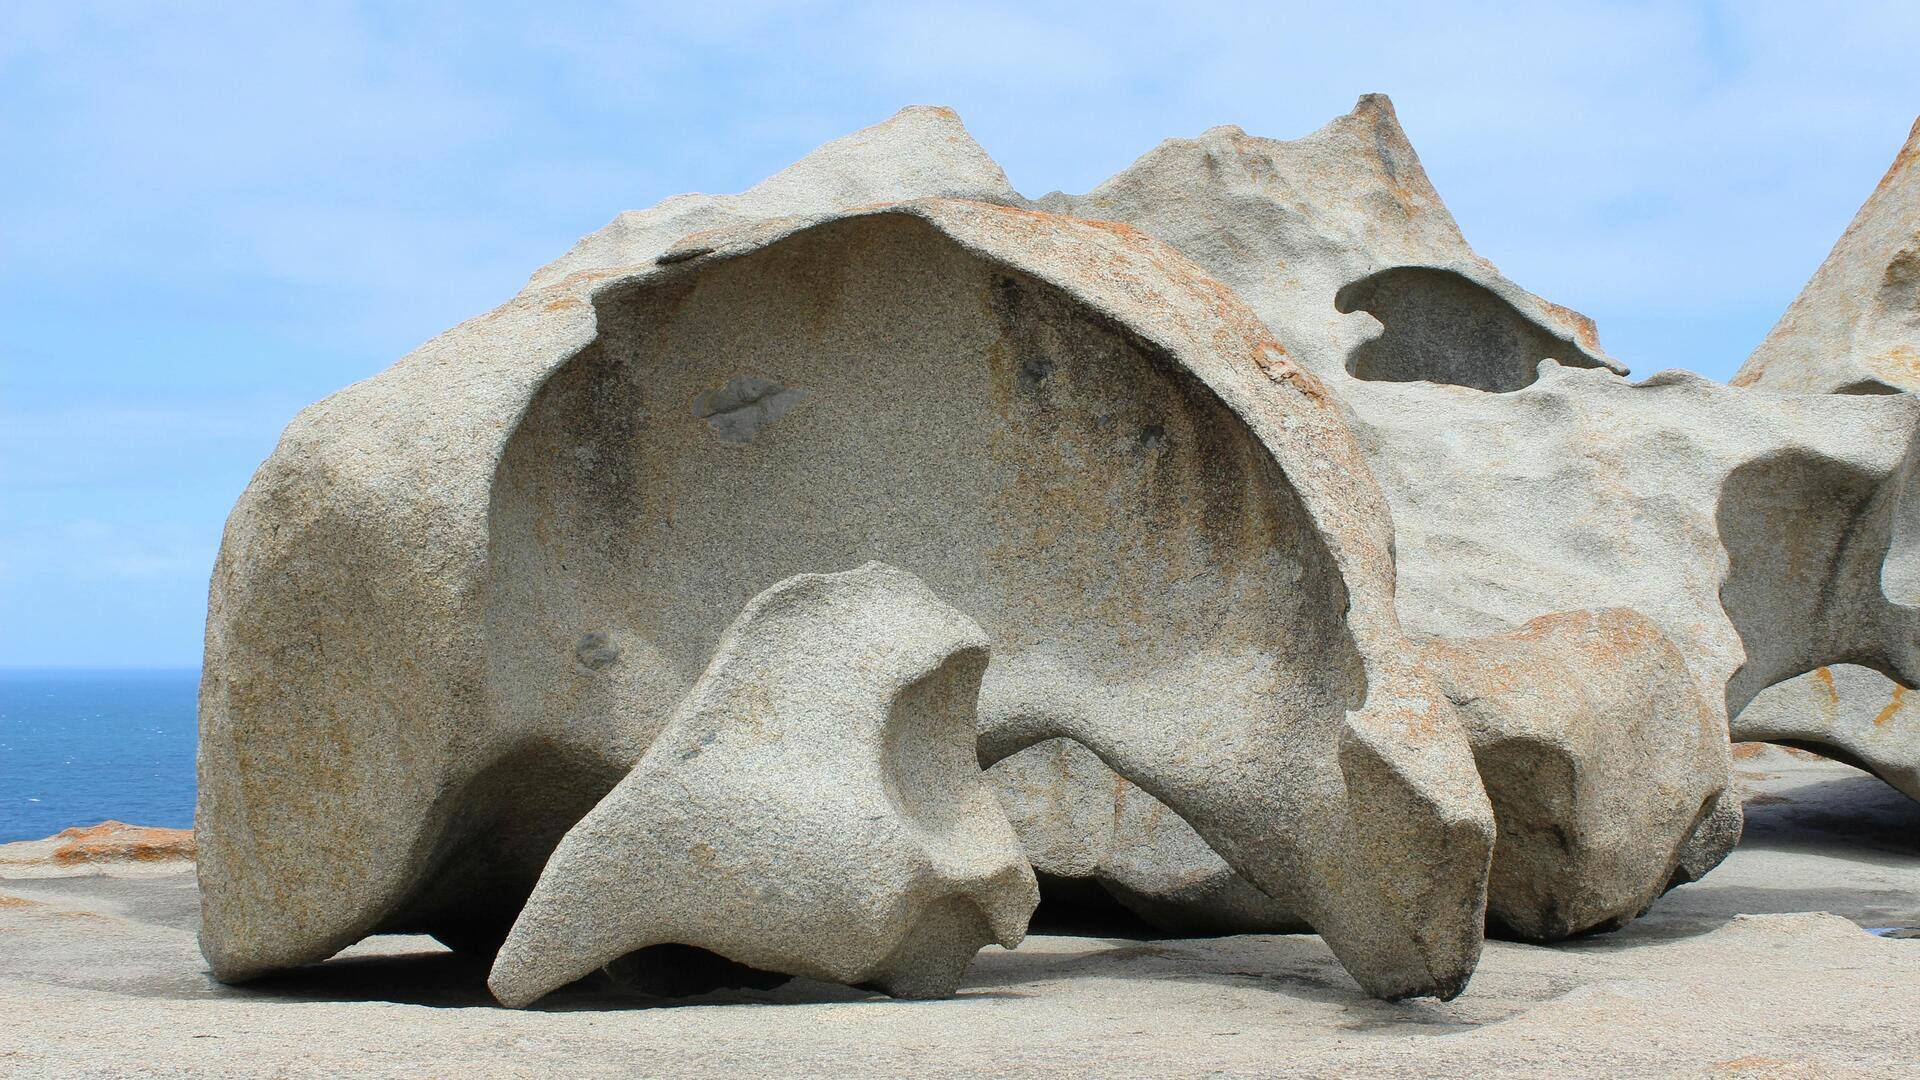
3 2 1918 668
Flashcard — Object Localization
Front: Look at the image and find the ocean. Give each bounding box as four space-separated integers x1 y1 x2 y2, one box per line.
0 669 200 843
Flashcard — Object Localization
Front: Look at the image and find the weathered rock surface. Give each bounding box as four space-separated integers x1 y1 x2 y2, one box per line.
1032 94 1624 391
0 822 195 880
208 94 1913 1002
973 94 1920 931
992 608 1738 942
200 133 1497 1002
487 563 1037 1007
1735 664 1920 801
1734 118 1920 395
989 739 1304 935
1034 95 1920 715
1419 609 1733 939
1718 119 1920 792
528 105 1022 290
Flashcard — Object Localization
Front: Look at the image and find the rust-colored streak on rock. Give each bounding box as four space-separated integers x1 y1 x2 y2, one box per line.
1870 343 1920 384
1731 742 1827 762
1813 666 1839 707
1535 299 1605 353
1872 685 1908 726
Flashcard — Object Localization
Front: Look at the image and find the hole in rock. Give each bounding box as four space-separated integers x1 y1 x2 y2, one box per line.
1334 266 1604 393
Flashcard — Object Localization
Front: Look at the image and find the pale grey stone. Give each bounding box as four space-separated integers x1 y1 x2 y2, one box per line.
988 739 1304 935
207 95 1907 1005
15 752 1920 1076
689 374 810 442
1735 664 1920 801
995 93 1920 934
200 181 1496 1002
1719 119 1920 787
487 563 1036 1008
993 608 1735 944
1418 609 1732 940
1031 94 1625 391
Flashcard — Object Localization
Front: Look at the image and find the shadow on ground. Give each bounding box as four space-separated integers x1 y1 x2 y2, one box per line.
14 756 1913 1013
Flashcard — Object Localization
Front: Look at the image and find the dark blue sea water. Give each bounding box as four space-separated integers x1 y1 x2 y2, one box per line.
0 669 200 843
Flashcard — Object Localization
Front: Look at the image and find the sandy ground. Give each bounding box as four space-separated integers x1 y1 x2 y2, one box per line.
2 746 1916 1078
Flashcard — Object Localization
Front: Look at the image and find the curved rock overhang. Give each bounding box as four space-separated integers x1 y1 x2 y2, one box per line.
198 198 1492 1000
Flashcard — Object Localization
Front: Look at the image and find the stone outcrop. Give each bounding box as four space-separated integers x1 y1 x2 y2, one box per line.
488 563 1036 1007
0 822 195 879
1032 95 1623 391
527 105 1024 290
1028 95 1920 716
991 608 1737 943
980 95 1918 934
988 739 1304 934
198 128 1499 1003
1716 121 1920 791
200 97 1912 1007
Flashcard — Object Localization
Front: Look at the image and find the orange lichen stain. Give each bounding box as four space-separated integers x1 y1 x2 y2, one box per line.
1873 685 1908 726
1869 344 1920 385
48 821 195 866
1813 666 1839 707
1731 742 1827 762
556 269 623 291
0 894 39 910
1535 299 1605 354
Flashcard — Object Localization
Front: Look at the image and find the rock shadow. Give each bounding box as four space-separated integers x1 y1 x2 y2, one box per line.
1335 267 1604 392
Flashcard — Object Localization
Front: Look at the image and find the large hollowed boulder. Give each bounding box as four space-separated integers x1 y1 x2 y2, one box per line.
199 190 1494 1001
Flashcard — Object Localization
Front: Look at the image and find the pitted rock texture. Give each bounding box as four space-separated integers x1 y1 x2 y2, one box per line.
1720 119 1920 787
1026 95 1920 711
1734 118 1920 395
488 563 1036 1007
971 94 1920 933
1029 94 1920 777
200 159 1494 1002
1031 94 1623 392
